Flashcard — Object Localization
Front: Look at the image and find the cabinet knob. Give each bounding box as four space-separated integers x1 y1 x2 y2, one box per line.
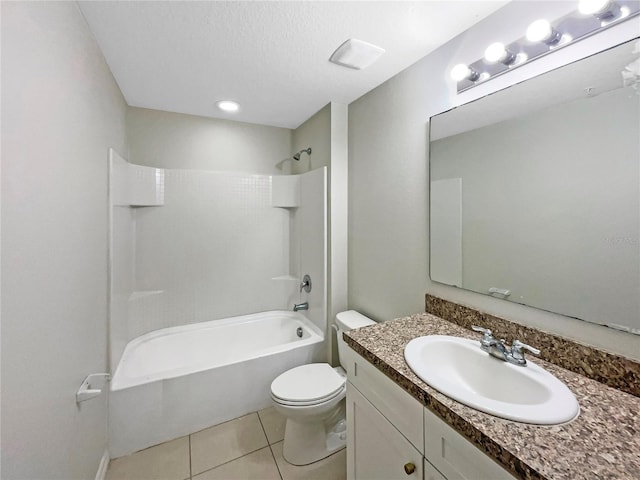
404 462 416 475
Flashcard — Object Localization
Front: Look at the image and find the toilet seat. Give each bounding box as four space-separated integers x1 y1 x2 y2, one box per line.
271 363 346 406
273 384 346 407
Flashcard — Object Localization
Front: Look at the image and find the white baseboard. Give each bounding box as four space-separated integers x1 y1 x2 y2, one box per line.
95 450 110 480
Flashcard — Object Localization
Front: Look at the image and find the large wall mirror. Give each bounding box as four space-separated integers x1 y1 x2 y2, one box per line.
429 38 640 334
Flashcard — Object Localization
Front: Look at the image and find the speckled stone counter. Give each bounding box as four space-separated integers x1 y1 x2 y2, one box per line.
344 314 640 480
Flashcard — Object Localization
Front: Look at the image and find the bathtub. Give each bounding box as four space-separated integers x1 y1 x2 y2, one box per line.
109 311 325 457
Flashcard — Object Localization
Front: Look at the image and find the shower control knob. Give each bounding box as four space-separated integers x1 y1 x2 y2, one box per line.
300 274 312 293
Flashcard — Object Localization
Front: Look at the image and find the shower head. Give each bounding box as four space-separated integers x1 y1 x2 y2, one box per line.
292 147 312 161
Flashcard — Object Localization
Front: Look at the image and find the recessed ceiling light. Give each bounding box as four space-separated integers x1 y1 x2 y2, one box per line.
217 100 240 112
329 39 385 70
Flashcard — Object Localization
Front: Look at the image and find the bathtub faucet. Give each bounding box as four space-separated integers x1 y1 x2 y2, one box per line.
293 302 309 312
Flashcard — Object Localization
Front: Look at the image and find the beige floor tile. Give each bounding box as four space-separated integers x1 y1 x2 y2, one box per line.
271 441 346 480
191 413 269 475
106 436 190 480
192 446 281 480
258 406 287 445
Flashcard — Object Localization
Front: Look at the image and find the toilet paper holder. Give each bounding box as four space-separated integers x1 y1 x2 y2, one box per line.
76 373 111 403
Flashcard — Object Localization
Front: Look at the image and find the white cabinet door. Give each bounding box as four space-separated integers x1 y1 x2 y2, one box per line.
347 382 423 480
424 408 515 480
424 459 447 480
344 347 423 453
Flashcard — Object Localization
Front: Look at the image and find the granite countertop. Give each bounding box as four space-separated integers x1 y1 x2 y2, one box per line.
344 313 640 480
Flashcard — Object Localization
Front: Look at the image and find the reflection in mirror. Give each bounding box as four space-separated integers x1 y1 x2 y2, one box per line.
429 38 640 334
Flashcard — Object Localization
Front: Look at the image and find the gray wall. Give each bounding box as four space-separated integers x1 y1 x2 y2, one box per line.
348 1 640 359
127 107 292 173
292 103 331 175
1 2 128 478
289 104 332 279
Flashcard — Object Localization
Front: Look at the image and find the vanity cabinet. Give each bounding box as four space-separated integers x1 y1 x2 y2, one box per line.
344 346 515 480
423 459 447 480
347 383 424 480
422 407 514 480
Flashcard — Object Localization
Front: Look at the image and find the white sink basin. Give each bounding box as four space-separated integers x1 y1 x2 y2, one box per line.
404 335 579 425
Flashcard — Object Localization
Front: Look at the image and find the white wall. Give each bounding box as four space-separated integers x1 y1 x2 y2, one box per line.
127 107 292 173
1 2 128 478
348 0 640 358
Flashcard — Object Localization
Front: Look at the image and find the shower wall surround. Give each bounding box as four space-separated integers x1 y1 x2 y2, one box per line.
134 171 287 328
109 151 326 372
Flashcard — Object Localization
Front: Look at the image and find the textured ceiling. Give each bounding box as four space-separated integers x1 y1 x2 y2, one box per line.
78 1 508 129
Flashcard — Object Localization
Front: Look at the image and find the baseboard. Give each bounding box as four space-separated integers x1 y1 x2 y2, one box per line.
95 450 110 480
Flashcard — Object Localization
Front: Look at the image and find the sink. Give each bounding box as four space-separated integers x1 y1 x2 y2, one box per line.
404 335 579 424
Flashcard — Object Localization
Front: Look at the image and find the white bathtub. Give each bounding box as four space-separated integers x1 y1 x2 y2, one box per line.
109 311 325 457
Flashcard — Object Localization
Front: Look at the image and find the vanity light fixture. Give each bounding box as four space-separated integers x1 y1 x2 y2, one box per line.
484 42 516 65
526 19 562 45
450 0 639 93
216 100 240 113
578 0 619 18
450 64 480 82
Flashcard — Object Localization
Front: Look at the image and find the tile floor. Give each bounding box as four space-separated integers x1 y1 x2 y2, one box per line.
106 407 347 480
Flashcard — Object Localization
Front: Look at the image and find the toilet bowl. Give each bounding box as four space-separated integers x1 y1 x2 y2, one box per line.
270 310 375 466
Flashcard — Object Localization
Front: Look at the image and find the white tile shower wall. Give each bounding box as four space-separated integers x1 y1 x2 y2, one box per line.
110 207 135 373
133 170 290 334
110 152 136 374
296 168 328 334
111 153 165 207
110 151 168 371
129 163 165 206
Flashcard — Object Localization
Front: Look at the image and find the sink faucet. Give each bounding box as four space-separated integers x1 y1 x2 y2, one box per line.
471 326 540 366
293 302 308 312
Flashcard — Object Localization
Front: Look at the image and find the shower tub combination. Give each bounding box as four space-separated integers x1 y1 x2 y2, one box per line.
109 310 324 457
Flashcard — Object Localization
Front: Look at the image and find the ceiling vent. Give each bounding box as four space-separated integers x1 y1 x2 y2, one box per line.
329 39 385 70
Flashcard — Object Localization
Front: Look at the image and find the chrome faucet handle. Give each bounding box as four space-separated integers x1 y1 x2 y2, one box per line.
471 325 492 336
510 340 540 364
300 274 312 293
471 326 494 348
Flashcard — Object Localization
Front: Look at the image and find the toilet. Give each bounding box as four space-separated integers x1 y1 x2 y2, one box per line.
270 310 376 466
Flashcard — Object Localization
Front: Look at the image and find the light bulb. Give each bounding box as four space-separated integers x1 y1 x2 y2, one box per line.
450 64 478 82
578 0 612 15
217 100 240 112
484 42 515 65
526 19 561 44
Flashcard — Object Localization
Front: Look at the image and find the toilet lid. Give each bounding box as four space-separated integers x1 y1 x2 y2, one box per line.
271 363 345 404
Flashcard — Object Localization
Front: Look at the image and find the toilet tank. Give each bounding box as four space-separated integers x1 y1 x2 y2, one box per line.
335 310 376 368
